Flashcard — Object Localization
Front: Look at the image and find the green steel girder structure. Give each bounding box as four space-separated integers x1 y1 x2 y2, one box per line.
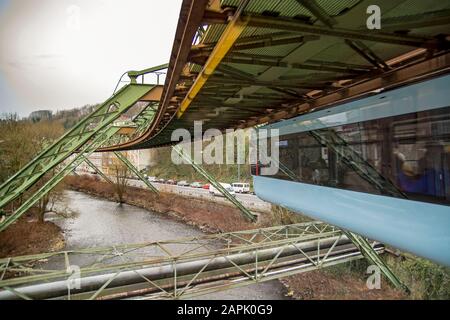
0 64 169 232
82 156 114 185
0 221 385 300
0 126 121 233
342 230 409 293
132 103 158 138
172 145 256 222
0 83 153 211
113 151 159 194
80 152 158 193
0 0 435 294
99 102 159 149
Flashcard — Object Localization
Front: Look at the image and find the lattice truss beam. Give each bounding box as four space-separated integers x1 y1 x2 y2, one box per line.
134 0 450 150
0 221 387 300
0 66 167 232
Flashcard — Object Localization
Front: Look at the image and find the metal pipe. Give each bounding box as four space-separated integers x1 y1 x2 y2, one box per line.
0 236 350 300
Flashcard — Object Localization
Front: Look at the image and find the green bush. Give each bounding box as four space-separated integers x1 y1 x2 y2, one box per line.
386 254 450 300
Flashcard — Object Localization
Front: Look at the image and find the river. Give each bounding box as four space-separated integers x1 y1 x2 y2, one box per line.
52 190 288 300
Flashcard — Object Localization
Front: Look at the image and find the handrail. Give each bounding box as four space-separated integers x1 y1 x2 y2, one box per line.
127 63 169 83
113 63 169 94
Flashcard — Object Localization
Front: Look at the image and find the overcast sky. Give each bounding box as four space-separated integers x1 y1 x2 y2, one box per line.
0 0 182 117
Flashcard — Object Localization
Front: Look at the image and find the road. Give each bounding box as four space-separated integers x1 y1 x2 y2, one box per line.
127 179 272 213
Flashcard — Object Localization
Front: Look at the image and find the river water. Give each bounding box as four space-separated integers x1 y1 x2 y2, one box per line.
52 190 288 300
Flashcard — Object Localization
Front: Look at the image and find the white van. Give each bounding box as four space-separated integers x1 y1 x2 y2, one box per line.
209 183 236 197
232 182 250 193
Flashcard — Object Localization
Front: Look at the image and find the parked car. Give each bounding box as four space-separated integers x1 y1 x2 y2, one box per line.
157 178 166 183
231 182 250 193
177 180 190 187
202 184 210 190
190 182 203 188
147 176 158 182
167 179 177 185
209 183 236 197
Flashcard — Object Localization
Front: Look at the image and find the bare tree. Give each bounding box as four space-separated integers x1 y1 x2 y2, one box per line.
34 176 66 223
110 155 130 204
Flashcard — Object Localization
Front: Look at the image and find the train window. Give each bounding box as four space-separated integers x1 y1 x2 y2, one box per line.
256 106 450 206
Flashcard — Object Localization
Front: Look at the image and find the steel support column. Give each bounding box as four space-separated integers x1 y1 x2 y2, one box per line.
0 222 385 300
82 156 114 185
0 127 121 233
177 0 250 118
172 145 256 222
343 230 409 292
113 152 158 193
0 84 153 210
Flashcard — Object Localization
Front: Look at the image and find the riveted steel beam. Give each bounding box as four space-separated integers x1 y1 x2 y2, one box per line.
216 56 369 74
190 35 319 59
177 0 250 118
381 9 450 31
239 52 450 128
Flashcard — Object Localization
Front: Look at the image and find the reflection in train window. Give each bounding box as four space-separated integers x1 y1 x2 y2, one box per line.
253 106 450 206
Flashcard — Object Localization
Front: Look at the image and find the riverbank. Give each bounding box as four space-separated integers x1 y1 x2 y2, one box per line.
53 190 290 300
64 175 409 300
64 175 261 233
0 212 65 258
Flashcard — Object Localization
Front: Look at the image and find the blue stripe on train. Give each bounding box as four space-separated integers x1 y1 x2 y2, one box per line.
254 175 450 266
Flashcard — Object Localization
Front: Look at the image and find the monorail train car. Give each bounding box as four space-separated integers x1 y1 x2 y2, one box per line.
252 74 450 266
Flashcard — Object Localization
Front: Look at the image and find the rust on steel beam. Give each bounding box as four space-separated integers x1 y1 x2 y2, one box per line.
238 52 450 128
99 0 209 152
177 0 250 118
202 9 234 24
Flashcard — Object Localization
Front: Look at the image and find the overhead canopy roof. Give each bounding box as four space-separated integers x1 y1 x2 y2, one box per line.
111 0 450 150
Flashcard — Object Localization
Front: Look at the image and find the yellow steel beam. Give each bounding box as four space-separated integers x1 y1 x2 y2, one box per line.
177 6 248 118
